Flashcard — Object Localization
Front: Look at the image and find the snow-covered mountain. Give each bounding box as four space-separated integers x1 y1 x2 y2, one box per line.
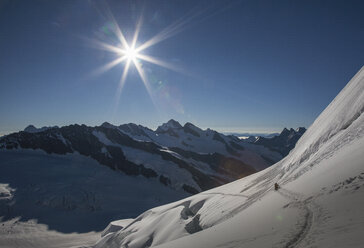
117 120 292 171
91 67 364 248
253 127 306 156
0 120 287 194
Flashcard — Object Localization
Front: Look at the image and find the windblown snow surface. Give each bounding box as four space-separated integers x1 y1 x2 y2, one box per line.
92 67 364 248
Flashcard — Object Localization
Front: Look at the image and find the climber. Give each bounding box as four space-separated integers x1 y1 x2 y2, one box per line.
274 183 279 191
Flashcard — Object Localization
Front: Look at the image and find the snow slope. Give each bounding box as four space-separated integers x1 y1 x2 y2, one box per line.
0 150 188 248
92 66 364 248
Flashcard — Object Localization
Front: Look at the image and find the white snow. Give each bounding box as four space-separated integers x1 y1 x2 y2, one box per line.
93 129 205 191
100 219 134 237
119 145 201 190
93 66 364 248
238 136 250 139
93 127 255 190
0 218 99 248
124 124 278 170
0 149 188 248
0 184 14 200
92 130 115 146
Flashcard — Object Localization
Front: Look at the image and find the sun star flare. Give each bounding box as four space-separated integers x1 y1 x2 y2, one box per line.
90 14 184 114
121 46 138 62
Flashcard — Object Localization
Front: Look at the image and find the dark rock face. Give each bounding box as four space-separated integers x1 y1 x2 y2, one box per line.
254 127 306 156
159 175 171 186
24 125 38 133
119 123 151 137
165 129 180 138
155 120 183 138
1 125 156 178
229 141 245 151
182 184 199 195
212 131 242 156
24 125 59 133
183 123 201 137
212 131 226 143
165 119 182 129
156 119 182 133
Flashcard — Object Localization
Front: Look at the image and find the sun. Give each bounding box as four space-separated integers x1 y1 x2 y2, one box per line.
90 13 186 113
122 46 138 62
91 14 183 83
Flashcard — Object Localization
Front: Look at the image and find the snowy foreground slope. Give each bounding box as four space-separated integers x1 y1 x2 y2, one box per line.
92 67 364 248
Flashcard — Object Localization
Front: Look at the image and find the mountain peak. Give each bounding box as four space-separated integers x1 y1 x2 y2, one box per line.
280 128 290 136
254 126 306 156
118 123 150 137
183 122 195 128
296 127 306 134
166 119 182 128
101 122 115 129
183 122 202 137
24 125 58 133
24 125 37 132
156 119 182 133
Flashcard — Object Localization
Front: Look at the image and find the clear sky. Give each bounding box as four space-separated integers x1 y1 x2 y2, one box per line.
1 0 364 136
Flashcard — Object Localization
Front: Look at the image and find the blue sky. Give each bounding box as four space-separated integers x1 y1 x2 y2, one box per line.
0 0 364 135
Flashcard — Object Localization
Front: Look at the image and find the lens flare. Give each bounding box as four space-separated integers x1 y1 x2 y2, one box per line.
123 47 138 61
90 13 185 114
88 4 226 117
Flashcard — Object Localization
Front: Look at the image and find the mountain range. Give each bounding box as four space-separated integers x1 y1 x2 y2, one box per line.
0 120 303 194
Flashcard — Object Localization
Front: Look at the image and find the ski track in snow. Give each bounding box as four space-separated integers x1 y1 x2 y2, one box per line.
200 192 249 198
215 187 321 248
277 188 321 248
